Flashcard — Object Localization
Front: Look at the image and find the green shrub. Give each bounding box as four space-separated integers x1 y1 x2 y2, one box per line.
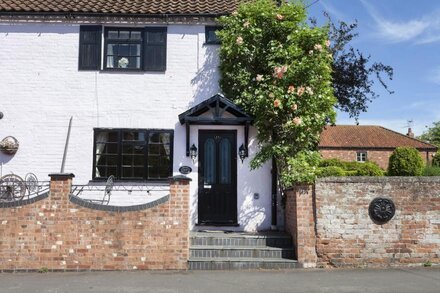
353 162 385 176
318 158 384 176
317 166 346 177
388 147 424 176
319 158 345 168
432 151 440 167
422 166 440 176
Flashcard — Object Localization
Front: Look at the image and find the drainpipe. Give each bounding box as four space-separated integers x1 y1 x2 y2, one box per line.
271 157 277 230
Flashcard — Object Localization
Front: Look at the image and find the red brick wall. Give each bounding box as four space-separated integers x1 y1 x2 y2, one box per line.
0 174 190 271
285 186 317 268
320 149 434 170
286 177 440 268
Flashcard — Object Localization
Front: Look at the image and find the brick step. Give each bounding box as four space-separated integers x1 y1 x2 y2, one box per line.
188 257 298 270
190 232 292 248
190 246 295 259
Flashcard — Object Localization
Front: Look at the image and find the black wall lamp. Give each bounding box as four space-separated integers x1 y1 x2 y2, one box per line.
190 144 198 163
238 144 248 163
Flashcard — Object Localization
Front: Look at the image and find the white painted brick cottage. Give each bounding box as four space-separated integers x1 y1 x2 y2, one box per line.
0 0 280 231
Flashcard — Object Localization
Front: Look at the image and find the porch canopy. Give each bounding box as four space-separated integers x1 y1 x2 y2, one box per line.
178 94 254 157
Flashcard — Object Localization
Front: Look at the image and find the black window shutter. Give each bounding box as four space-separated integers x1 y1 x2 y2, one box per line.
78 26 102 71
144 27 167 72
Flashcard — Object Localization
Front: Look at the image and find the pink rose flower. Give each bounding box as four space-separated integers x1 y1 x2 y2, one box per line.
236 36 244 45
243 21 250 28
297 86 305 96
292 117 302 125
287 85 295 94
256 74 263 82
306 86 314 95
273 65 288 79
276 14 284 20
274 99 281 108
325 40 331 47
291 103 298 111
314 44 323 51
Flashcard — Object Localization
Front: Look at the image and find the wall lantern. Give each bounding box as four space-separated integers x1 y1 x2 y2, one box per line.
190 144 198 163
238 144 247 163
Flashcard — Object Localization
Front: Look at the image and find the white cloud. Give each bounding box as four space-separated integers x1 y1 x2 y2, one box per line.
360 0 440 44
428 66 440 85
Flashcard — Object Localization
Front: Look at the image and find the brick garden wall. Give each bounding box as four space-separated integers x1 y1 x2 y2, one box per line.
319 149 434 170
285 177 440 268
0 174 190 271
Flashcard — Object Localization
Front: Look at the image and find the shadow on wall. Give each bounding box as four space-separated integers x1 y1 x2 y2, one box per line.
238 136 268 231
0 153 15 175
191 185 199 227
0 24 77 34
189 44 221 107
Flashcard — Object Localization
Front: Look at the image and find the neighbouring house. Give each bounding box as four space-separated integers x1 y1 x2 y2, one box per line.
0 0 282 232
318 125 438 169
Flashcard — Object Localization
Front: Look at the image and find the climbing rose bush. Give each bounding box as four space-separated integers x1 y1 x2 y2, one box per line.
217 0 336 186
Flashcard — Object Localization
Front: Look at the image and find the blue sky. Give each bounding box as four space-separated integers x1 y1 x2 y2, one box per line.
307 0 440 136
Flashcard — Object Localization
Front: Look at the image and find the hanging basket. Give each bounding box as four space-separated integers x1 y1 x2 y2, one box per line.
0 136 19 155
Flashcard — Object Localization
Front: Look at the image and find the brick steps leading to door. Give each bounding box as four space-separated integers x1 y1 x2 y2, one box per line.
189 231 297 270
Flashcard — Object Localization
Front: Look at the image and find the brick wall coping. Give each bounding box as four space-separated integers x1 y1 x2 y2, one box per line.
317 176 440 183
48 173 75 179
69 194 170 212
0 191 49 208
169 175 192 183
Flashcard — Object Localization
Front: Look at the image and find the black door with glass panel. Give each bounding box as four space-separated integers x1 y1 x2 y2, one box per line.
198 130 237 225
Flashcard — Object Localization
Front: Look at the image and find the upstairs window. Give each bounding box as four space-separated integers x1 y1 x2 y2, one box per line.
79 26 167 72
205 26 222 45
93 129 173 181
357 151 367 163
105 28 143 70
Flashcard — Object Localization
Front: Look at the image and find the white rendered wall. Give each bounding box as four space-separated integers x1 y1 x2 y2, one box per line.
0 22 272 231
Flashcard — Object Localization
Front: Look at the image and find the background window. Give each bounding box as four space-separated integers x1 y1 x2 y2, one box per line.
205 26 222 44
93 129 173 181
357 151 367 162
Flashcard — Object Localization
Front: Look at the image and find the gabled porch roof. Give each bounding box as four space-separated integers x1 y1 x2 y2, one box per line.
178 94 253 126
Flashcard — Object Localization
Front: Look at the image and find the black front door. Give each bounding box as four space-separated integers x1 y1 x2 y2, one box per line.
198 130 237 225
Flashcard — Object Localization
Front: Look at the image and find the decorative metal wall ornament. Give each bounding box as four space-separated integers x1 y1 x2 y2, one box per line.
179 166 192 175
0 136 19 155
369 197 396 224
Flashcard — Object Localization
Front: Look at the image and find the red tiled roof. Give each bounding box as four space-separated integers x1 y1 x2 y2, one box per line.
0 0 240 15
319 125 437 150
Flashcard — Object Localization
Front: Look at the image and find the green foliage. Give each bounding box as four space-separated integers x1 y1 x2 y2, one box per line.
432 151 440 167
317 166 345 177
280 151 321 185
422 166 440 176
217 0 336 187
388 147 424 176
38 267 49 273
318 158 384 177
423 260 432 267
418 121 440 147
319 158 345 168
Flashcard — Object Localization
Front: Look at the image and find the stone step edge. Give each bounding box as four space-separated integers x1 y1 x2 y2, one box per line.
190 246 294 251
189 257 298 263
190 233 292 240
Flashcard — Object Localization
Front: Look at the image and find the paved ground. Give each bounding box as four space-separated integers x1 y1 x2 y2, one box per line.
0 268 439 293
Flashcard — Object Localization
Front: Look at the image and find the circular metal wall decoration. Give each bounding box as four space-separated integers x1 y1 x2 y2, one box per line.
0 136 19 155
179 166 192 175
369 197 396 224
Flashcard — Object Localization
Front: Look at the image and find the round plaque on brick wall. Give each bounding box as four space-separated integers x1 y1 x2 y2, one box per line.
368 197 396 224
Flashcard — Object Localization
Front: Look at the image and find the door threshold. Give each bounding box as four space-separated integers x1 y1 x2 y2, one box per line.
196 223 240 227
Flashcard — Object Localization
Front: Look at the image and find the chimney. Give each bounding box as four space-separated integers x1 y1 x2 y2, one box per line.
407 128 415 138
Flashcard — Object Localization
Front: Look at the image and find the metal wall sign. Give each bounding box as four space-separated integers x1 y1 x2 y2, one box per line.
369 197 396 224
179 166 192 175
